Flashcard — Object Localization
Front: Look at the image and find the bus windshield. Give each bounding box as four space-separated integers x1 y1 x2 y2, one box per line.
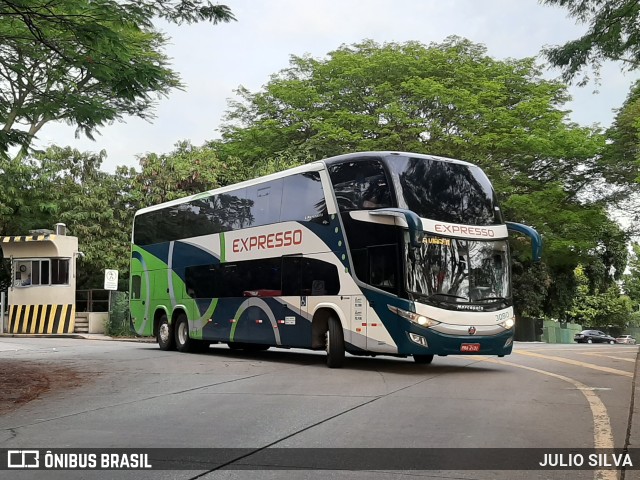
404 236 510 304
386 156 502 225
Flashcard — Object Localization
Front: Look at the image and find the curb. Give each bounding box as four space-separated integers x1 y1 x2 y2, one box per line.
0 333 156 343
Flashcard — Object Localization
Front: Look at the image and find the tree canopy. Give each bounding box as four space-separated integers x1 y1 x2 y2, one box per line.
0 33 635 329
0 0 234 156
542 0 640 84
0 141 248 290
213 37 630 320
217 38 604 198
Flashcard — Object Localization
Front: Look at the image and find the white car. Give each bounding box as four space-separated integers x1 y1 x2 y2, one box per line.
616 335 637 345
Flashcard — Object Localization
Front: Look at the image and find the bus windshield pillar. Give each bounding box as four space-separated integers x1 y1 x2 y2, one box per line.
369 208 424 247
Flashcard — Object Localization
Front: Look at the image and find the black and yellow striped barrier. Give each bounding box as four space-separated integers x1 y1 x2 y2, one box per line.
1 234 57 243
8 304 76 334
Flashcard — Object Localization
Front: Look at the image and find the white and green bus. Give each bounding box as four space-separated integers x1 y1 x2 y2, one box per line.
129 151 541 367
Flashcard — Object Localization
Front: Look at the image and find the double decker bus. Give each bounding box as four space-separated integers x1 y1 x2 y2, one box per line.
129 151 541 367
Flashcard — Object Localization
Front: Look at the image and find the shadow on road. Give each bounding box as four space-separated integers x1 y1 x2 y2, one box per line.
139 344 498 375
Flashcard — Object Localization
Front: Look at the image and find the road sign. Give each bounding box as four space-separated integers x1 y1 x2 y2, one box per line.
104 269 119 290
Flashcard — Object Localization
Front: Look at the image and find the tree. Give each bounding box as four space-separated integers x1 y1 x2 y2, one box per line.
216 38 604 199
599 80 640 232
132 141 247 206
0 146 136 289
568 265 633 328
623 244 640 327
0 141 254 290
541 0 640 84
624 243 640 304
0 0 234 156
212 38 629 319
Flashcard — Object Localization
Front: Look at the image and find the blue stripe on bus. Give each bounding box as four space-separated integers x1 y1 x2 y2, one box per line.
201 297 312 348
359 287 513 356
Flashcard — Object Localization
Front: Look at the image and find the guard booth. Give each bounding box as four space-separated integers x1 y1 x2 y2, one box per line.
1 224 79 334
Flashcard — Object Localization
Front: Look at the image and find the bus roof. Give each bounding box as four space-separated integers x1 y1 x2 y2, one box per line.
134 151 475 216
135 160 325 216
321 151 475 168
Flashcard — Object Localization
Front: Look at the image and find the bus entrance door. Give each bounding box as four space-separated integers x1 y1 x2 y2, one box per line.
129 258 150 336
280 255 304 347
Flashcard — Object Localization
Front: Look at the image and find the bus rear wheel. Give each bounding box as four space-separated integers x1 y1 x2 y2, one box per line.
157 314 175 351
175 314 194 353
326 316 345 368
413 354 434 365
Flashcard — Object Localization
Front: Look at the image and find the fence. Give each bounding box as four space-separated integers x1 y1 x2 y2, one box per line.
76 289 130 336
76 289 110 312
0 291 6 333
541 320 583 343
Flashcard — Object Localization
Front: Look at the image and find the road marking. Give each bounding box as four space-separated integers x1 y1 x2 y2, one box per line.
575 352 636 363
573 387 611 391
518 347 638 353
515 350 633 378
475 356 616 480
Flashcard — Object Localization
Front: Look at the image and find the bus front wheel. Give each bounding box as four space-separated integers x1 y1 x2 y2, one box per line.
326 317 345 368
413 354 434 365
175 314 194 353
157 314 175 351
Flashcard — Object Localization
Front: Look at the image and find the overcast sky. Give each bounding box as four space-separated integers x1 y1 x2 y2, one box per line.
37 0 637 173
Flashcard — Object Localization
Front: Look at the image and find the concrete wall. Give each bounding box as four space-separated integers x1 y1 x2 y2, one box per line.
515 317 543 341
88 313 108 334
75 312 108 334
541 320 583 344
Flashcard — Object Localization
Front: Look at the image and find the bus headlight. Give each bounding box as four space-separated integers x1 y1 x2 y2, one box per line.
388 305 440 328
499 317 515 329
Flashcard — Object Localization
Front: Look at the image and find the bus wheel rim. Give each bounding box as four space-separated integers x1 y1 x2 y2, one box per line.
178 322 187 345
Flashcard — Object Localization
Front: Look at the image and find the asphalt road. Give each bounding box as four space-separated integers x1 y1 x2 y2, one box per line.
0 337 637 480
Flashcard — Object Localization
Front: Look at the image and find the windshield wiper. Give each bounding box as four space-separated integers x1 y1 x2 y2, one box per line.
474 296 507 303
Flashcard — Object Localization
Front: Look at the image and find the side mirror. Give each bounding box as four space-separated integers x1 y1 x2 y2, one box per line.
506 222 543 262
369 208 424 248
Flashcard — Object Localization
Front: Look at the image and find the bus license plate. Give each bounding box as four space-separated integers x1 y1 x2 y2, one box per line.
461 343 480 352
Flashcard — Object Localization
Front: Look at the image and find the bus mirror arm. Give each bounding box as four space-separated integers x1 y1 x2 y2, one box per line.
369 208 424 248
506 222 543 262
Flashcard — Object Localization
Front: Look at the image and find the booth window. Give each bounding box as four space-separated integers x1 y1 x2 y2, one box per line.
51 259 69 284
13 258 70 287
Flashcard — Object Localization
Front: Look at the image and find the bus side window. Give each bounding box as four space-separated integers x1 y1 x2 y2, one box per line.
281 257 301 296
301 258 340 296
369 245 397 291
328 160 392 212
350 248 368 283
131 275 142 299
247 179 283 227
281 173 327 223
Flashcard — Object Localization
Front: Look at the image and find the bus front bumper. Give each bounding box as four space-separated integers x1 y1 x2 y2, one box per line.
400 327 514 356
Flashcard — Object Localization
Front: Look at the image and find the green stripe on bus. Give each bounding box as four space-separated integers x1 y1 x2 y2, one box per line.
220 232 226 263
229 304 246 342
